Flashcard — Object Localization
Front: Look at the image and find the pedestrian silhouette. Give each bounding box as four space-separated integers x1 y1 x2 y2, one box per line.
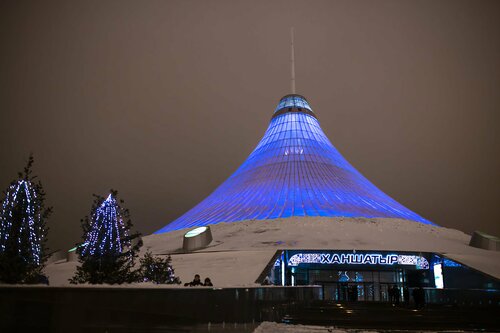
204 277 213 286
184 274 204 287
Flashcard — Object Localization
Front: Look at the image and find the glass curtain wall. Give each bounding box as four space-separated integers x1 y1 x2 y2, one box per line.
157 95 432 233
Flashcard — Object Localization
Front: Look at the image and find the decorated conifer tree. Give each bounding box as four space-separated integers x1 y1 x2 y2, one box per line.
70 190 142 284
0 155 52 284
140 251 181 284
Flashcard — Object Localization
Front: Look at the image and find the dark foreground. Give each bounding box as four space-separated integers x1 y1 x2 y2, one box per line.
0 286 499 332
284 300 500 331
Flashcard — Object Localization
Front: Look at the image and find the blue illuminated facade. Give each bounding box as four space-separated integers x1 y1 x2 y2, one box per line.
157 94 433 233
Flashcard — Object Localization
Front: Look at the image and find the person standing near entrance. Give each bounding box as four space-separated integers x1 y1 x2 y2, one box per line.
412 287 425 309
350 285 358 301
388 285 395 304
394 285 401 305
418 287 426 309
403 286 410 307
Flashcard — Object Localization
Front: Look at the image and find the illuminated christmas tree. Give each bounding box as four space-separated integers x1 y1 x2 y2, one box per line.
70 190 142 284
0 155 52 284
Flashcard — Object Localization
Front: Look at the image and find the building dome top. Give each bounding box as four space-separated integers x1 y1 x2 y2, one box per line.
273 94 315 118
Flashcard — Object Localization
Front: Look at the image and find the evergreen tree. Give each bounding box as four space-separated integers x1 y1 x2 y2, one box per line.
70 190 142 284
140 251 180 284
0 155 52 284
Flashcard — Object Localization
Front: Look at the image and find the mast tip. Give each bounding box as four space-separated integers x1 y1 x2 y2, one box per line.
290 27 296 94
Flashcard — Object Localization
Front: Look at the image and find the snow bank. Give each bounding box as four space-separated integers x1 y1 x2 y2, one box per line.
144 217 471 254
45 217 500 286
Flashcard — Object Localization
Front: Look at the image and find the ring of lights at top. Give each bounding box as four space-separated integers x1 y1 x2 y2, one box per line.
156 94 433 234
273 94 316 119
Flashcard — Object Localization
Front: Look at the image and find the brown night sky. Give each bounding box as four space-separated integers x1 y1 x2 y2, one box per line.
0 0 499 251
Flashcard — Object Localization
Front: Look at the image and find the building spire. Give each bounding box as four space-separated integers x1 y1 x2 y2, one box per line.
290 27 296 94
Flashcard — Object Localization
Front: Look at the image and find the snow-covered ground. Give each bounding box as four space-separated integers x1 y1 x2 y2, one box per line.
253 322 377 333
251 322 485 333
45 217 500 286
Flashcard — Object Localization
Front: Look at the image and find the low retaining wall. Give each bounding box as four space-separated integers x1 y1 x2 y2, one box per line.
0 286 321 331
425 288 500 307
1 286 498 332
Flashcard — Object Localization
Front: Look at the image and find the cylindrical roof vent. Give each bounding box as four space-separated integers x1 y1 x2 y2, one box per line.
469 231 500 251
183 226 213 252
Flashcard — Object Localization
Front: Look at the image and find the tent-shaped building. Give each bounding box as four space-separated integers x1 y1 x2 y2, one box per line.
40 32 499 307
156 94 432 234
44 92 499 305
146 94 499 299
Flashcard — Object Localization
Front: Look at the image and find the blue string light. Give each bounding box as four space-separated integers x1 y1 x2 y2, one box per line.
0 180 43 265
81 194 129 257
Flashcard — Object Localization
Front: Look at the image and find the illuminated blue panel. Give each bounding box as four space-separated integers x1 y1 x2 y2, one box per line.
156 94 433 233
442 258 462 267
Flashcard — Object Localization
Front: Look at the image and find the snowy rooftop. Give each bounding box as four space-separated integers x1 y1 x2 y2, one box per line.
45 217 500 287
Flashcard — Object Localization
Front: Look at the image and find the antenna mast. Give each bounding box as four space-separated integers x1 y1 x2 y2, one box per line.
290 27 296 94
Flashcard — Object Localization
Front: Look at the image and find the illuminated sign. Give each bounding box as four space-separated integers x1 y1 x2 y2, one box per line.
433 263 444 288
288 252 429 269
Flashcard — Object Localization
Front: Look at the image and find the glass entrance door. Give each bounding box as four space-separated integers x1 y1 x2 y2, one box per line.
323 283 339 301
310 269 404 302
322 282 376 301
